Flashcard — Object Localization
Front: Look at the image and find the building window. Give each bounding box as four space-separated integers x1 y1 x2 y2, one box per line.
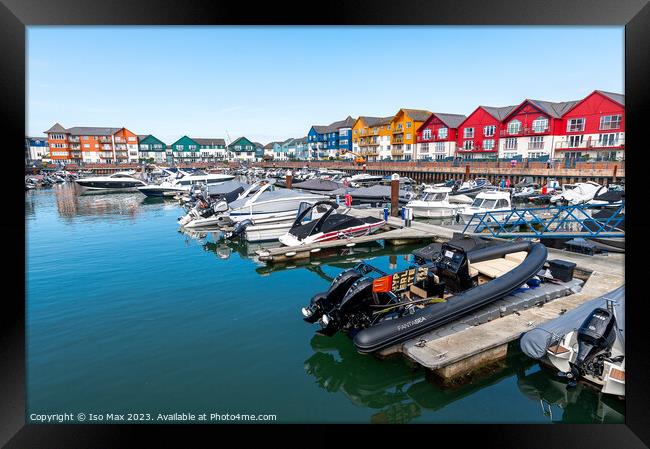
531 117 549 133
504 138 517 150
483 125 495 137
435 142 445 152
420 143 429 153
438 127 448 139
84 144 90 148
406 122 412 128
463 128 474 139
406 133 412 140
463 140 474 150
567 118 585 132
568 135 583 147
483 139 495 150
507 120 522 134
600 115 622 130
530 136 544 149
597 133 619 147
422 128 432 140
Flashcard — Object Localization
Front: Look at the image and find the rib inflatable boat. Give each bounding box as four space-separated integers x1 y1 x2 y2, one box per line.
300 240 548 354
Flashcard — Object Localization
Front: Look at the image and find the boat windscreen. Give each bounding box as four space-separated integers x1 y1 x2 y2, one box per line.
482 199 497 209
471 197 483 207
423 192 447 202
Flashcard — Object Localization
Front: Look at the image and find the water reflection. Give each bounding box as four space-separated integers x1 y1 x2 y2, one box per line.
304 335 623 423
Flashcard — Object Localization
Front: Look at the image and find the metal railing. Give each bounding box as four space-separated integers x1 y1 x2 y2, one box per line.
462 203 625 238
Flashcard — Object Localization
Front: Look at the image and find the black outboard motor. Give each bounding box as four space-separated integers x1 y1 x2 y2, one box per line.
301 267 366 325
563 307 617 387
317 277 376 336
225 219 253 240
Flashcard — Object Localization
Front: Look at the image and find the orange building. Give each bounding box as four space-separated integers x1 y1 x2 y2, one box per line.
352 116 394 161
389 109 432 160
44 123 140 164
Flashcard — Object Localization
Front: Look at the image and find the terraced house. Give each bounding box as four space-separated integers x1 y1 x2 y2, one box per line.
170 136 201 164
415 112 466 161
227 137 261 162
307 116 356 159
352 116 393 161
195 138 227 162
44 123 139 164
456 105 517 160
137 134 167 164
389 109 432 160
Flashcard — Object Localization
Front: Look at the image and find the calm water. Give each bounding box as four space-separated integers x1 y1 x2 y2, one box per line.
25 183 624 424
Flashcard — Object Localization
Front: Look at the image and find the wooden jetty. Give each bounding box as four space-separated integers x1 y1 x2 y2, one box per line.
380 250 625 382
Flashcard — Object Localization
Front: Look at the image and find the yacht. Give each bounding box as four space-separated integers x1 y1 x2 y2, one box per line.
405 187 463 218
137 170 235 197
550 181 608 206
457 190 512 224
75 172 147 190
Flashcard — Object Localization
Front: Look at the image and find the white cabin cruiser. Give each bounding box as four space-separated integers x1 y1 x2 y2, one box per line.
457 190 512 224
405 187 462 218
137 170 235 197
75 172 147 190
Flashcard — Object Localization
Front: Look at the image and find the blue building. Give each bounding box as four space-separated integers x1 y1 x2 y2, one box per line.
26 136 49 161
307 116 356 160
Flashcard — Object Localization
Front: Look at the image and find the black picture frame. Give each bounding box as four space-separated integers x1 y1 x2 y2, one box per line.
3 0 649 446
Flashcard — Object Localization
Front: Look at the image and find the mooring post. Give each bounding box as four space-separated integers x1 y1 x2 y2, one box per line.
390 173 400 217
285 170 292 189
612 164 618 183
464 164 470 181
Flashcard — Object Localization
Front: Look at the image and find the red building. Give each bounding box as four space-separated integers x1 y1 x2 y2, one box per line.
554 90 625 160
497 98 579 160
415 112 466 160
455 105 516 159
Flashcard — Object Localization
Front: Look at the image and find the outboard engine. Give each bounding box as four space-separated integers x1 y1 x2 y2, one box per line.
317 277 376 336
213 200 228 213
225 219 253 240
301 267 365 325
563 307 617 387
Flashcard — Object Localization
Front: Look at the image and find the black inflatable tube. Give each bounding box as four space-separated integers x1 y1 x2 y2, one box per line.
353 242 548 354
466 241 532 263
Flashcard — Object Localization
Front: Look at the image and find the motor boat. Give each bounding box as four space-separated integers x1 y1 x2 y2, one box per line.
278 201 385 246
456 190 512 224
550 182 608 206
347 185 417 206
405 187 463 218
520 286 624 398
512 186 538 202
452 178 491 197
291 178 343 194
348 173 384 187
75 172 147 190
137 170 235 197
300 240 547 354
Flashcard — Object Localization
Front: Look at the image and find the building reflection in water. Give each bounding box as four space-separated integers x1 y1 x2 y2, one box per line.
54 183 142 219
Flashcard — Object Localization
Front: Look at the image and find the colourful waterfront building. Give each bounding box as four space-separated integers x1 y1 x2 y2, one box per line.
553 90 625 160
195 138 227 162
455 106 517 160
170 136 201 164
227 136 260 162
26 136 49 161
352 116 394 162
44 123 139 164
137 134 167 163
415 113 466 161
307 116 356 160
389 109 432 160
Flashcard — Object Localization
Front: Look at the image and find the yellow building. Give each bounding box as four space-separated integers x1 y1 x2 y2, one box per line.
389 109 432 160
352 116 394 161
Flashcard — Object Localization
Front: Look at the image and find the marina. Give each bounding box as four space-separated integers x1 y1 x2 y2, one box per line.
26 168 625 423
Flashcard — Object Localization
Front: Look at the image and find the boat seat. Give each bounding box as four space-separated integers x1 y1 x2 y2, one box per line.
469 257 520 279
505 251 528 264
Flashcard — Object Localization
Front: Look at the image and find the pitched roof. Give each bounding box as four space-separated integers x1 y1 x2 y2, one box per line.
526 99 581 118
192 138 226 146
359 116 394 127
433 113 467 129
311 116 357 134
401 109 432 122
67 126 121 136
263 142 279 149
253 142 264 148
480 105 518 121
596 90 625 105
44 122 67 133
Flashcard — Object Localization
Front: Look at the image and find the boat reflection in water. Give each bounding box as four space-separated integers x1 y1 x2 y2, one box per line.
304 335 623 424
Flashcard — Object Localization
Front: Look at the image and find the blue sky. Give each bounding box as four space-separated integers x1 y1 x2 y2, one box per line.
27 26 623 144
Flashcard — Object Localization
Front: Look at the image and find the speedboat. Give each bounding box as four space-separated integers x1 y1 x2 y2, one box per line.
520 286 624 398
75 172 147 190
452 178 491 197
301 240 547 353
405 187 462 218
348 173 384 187
291 178 343 194
457 190 512 224
137 170 235 197
278 200 385 246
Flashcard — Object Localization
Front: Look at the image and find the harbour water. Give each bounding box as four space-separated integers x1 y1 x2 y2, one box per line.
26 183 624 424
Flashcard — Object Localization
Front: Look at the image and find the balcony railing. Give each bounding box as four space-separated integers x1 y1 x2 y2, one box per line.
499 127 549 137
99 137 111 143
555 137 625 150
392 128 404 134
392 137 404 144
69 137 80 142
